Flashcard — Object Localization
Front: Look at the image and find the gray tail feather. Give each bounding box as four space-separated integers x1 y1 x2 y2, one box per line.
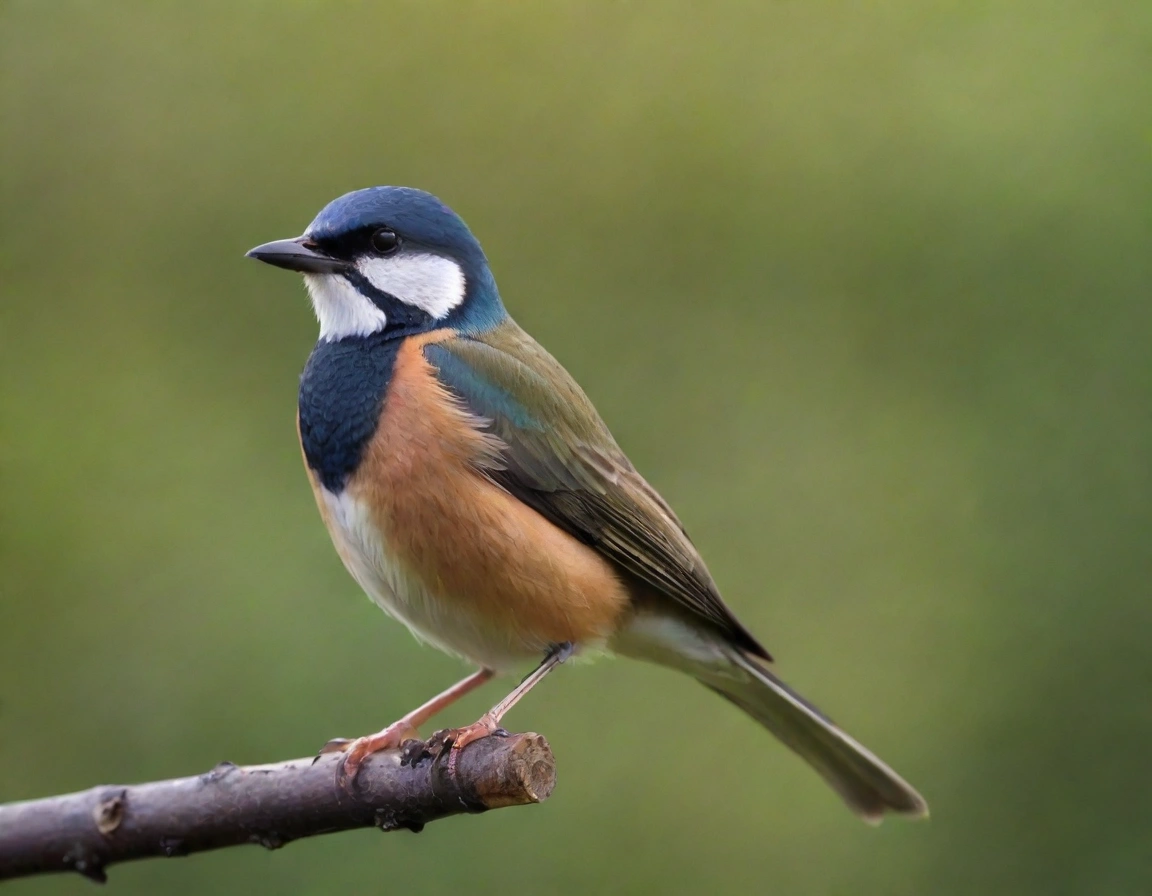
701 650 928 823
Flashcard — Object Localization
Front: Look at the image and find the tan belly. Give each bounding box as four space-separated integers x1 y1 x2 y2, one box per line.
309 332 632 672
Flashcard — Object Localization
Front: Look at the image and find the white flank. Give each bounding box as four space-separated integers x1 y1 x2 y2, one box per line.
611 611 732 675
303 272 388 341
318 487 527 671
357 253 466 320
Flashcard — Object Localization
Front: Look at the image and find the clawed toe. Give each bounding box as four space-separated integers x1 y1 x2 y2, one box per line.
318 722 422 794
316 737 354 756
442 715 504 775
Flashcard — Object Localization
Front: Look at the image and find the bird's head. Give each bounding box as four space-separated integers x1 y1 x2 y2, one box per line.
247 186 505 341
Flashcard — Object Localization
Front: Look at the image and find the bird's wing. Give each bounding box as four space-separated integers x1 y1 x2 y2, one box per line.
424 321 768 658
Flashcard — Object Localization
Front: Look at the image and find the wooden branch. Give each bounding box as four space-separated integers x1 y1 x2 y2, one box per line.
0 731 555 883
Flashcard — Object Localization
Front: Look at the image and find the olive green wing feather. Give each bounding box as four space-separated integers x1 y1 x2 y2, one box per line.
424 322 768 659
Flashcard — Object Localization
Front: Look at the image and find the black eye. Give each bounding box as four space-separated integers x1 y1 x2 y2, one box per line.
370 228 400 254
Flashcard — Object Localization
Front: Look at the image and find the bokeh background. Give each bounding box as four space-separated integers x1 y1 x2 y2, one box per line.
3 2 1150 894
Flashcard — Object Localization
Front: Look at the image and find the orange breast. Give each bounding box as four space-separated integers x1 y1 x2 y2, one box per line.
333 331 631 668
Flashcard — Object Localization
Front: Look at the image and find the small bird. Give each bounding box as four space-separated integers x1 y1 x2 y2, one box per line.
247 186 927 822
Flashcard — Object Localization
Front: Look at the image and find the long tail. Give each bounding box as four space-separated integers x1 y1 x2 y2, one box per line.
700 648 928 823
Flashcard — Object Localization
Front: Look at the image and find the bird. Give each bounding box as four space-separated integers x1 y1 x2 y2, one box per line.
246 186 928 822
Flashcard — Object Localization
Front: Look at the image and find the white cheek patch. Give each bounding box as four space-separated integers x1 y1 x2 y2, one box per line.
303 273 389 342
357 253 466 321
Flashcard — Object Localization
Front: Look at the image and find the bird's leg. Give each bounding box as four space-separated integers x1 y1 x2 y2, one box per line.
443 643 574 770
320 667 494 792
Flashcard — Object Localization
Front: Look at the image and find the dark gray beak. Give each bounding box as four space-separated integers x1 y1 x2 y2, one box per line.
245 237 350 274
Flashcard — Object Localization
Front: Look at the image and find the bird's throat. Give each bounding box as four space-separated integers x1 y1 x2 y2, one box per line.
298 333 403 492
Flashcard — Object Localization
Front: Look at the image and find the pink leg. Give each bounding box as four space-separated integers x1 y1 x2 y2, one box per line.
321 667 495 790
444 644 573 769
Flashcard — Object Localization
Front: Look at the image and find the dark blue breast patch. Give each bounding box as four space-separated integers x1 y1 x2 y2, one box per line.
298 333 403 493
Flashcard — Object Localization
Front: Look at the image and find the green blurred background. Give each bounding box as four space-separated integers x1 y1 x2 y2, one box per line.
3 2 1150 893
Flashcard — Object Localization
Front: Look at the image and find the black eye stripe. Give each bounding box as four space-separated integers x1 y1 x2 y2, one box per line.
342 268 434 334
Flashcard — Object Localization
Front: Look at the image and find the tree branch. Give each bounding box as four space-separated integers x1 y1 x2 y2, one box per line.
0 731 555 883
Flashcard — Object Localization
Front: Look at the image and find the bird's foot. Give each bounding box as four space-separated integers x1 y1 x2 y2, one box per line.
435 714 508 778
317 720 422 794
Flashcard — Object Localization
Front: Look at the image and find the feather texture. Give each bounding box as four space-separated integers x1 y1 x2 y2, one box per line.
305 330 631 670
424 319 769 659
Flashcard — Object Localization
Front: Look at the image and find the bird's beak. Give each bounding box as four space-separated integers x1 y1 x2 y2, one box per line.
245 237 350 274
